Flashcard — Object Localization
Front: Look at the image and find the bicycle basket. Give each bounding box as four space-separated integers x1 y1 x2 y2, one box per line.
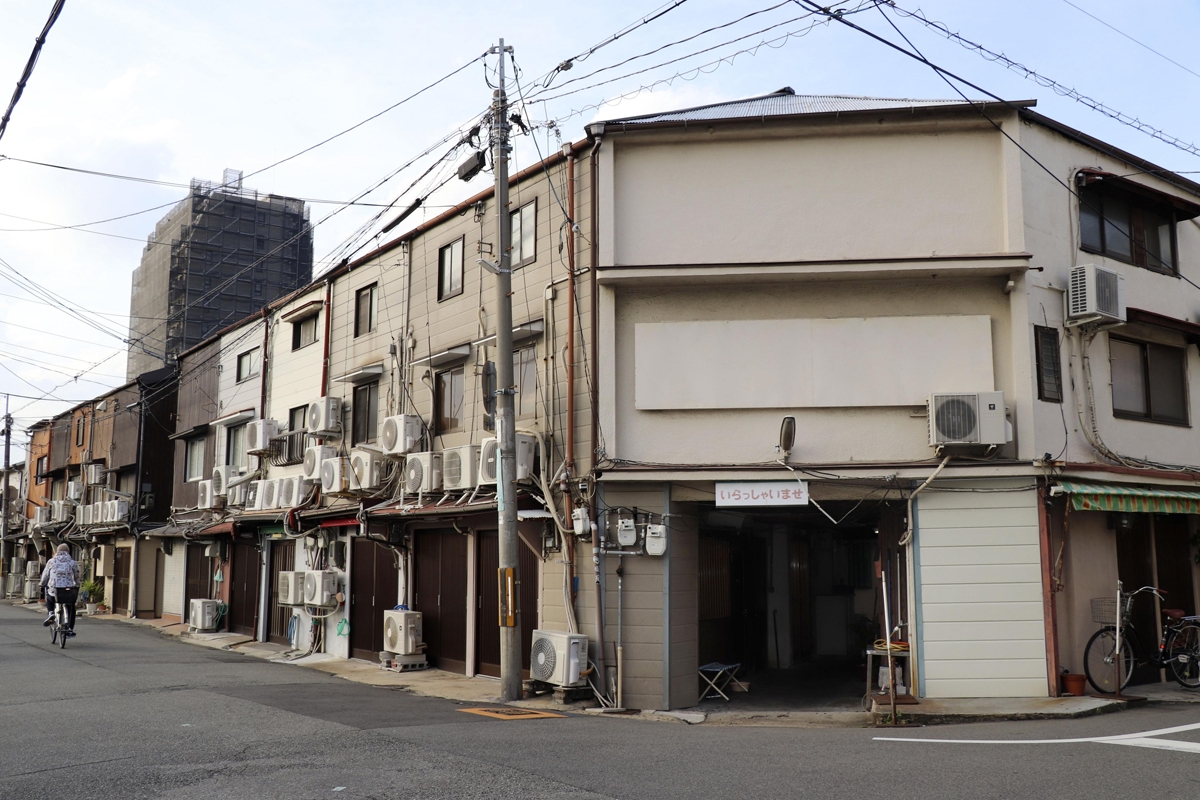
1091 598 1119 625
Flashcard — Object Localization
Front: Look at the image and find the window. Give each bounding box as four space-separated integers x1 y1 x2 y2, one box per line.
226 424 248 470
286 405 307 463
435 366 465 434
1110 337 1188 424
292 313 319 350
355 284 377 337
236 348 260 382
352 383 379 445
185 437 206 482
36 456 47 485
510 200 537 266
514 346 537 417
1079 182 1177 274
74 416 85 447
1034 326 1063 403
438 238 464 301
255 236 266 252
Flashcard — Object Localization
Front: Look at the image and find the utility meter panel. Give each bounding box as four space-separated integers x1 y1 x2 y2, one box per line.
645 524 667 556
616 517 637 546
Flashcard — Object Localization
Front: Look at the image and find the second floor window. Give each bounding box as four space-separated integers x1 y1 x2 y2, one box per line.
510 200 537 266
355 284 377 337
514 346 537 417
185 437 206 482
435 366 464 434
1079 181 1177 274
36 455 47 485
439 238 464 301
1110 337 1188 425
352 383 379 445
292 313 319 350
75 416 85 447
236 348 260 382
226 423 248 470
286 405 307 463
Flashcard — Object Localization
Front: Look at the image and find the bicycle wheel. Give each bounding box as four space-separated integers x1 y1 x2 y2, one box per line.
50 625 57 644
1084 627 1135 694
59 624 67 648
1167 624 1200 689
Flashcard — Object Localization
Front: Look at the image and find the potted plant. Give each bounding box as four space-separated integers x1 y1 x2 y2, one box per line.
81 578 104 615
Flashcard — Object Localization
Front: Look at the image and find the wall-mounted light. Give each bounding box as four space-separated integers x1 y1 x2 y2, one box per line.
778 416 796 459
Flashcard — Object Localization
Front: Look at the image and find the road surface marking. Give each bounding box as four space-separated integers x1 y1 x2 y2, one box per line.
874 720 1200 745
1104 738 1200 754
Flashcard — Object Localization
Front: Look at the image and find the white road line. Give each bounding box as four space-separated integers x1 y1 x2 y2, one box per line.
874 720 1200 745
1105 738 1200 754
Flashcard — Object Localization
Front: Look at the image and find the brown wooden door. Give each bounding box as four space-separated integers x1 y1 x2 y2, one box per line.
184 543 214 623
268 541 295 645
228 541 261 637
413 530 468 673
475 530 538 677
350 538 399 661
112 546 131 614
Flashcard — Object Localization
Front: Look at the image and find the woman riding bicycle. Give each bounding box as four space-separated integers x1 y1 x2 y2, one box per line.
41 544 79 637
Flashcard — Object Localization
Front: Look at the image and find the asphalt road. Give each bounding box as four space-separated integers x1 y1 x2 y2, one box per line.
2 603 1199 800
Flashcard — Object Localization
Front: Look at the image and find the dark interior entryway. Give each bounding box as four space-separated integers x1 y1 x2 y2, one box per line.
267 540 295 646
228 540 261 637
413 529 468 673
112 545 131 615
184 542 216 624
350 537 400 661
475 530 539 677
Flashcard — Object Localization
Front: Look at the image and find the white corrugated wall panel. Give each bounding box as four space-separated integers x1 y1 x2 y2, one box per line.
162 546 185 616
917 483 1048 698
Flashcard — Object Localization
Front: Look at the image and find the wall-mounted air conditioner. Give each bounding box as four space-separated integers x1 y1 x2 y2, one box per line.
442 444 479 491
260 478 279 509
103 499 129 523
66 481 83 502
928 391 1011 446
478 434 536 485
51 500 71 523
1068 263 1126 323
189 598 219 631
247 419 279 453
81 505 93 526
246 480 265 511
529 629 587 687
320 458 349 494
34 507 51 526
277 571 306 605
350 449 382 491
381 414 422 457
404 452 442 494
277 476 303 509
197 480 217 510
383 610 423 656
230 482 250 507
92 502 104 525
85 464 105 485
306 397 342 437
211 465 236 496
303 445 335 482
304 569 338 606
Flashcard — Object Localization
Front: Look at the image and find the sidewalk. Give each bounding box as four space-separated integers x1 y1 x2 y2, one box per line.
15 599 1200 726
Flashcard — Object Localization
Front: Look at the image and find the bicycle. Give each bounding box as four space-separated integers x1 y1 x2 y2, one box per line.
49 595 70 649
1083 585 1200 694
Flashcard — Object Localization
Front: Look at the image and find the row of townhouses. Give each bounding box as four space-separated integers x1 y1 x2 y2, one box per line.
5 89 1200 709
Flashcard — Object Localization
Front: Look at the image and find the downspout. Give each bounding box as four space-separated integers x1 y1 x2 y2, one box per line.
588 135 607 691
320 278 333 398
129 393 147 618
564 147 578 629
258 309 270 422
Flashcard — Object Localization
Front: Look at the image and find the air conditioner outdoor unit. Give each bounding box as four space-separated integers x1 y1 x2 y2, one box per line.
303 445 335 482
10 557 24 575
383 610 424 656
197 480 217 510
189 598 220 632
34 507 51 526
404 452 442 494
51 500 71 523
277 475 303 509
211 465 236 496
67 481 83 502
231 482 252 507
104 499 129 523
260 478 279 509
529 629 588 687
306 397 342 436
350 449 382 491
246 480 266 511
81 505 93 526
928 391 1011 446
304 569 338 606
246 419 280 453
442 444 480 491
85 464 105 485
381 414 422 457
478 434 536 485
320 457 349 494
1068 263 1126 323
277 571 307 605
24 578 40 601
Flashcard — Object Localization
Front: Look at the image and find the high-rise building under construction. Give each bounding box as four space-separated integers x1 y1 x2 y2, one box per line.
125 170 313 379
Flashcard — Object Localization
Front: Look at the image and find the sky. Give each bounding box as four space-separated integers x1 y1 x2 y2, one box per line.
0 0 1198 452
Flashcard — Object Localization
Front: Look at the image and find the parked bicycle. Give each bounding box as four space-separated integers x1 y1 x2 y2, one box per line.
1084 585 1200 693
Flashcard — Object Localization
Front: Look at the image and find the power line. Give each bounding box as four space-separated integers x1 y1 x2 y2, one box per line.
0 0 66 142
1058 0 1200 82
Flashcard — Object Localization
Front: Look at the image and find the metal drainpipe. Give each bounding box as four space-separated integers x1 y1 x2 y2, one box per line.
320 278 333 397
129 394 147 618
564 147 578 621
588 136 607 693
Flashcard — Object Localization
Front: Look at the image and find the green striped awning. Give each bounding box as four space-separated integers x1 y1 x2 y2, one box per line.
1058 481 1200 513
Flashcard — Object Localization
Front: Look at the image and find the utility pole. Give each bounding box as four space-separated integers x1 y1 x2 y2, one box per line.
490 38 521 703
1 395 11 591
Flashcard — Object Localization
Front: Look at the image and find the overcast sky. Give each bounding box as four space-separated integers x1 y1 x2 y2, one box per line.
0 0 1198 450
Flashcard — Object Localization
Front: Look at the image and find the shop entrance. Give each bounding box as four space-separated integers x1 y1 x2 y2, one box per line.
413 529 468 673
228 540 260 638
697 500 905 709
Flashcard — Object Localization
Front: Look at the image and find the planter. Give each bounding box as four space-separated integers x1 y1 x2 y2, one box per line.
1061 673 1087 696
86 603 98 615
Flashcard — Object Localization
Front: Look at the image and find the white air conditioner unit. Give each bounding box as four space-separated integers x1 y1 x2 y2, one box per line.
442 444 480 491
1067 263 1126 323
404 452 442 494
81 505 93 526
277 571 307 605
51 500 71 523
197 480 217 510
25 560 40 578
34 507 51 526
277 475 303 509
66 480 83 502
320 457 349 494
246 419 280 453
189 598 220 632
303 445 335 482
383 610 424 656
306 397 342 436
350 448 382 491
246 480 266 511
211 465 236 496
229 482 250 507
928 391 1011 446
260 478 279 510
92 502 104 525
304 569 338 606
381 414 423 457
103 499 129 523
529 629 588 687
85 464 105 485
478 434 536 485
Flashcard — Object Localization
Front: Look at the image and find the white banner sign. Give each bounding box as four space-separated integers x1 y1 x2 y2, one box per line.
715 481 809 507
